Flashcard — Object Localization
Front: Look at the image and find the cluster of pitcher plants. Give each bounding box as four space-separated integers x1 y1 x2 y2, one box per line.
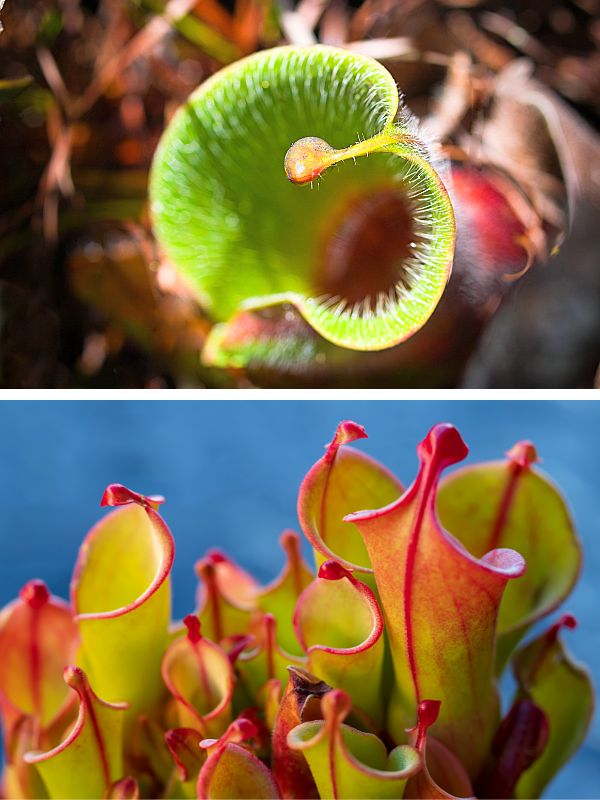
0 422 593 798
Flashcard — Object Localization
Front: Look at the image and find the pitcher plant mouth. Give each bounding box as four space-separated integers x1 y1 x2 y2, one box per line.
284 126 452 311
315 186 422 309
150 45 455 354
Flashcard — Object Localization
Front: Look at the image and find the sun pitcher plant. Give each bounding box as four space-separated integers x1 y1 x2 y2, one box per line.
0 423 593 799
150 46 456 368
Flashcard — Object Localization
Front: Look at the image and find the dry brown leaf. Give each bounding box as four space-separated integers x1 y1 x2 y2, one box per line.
478 59 600 228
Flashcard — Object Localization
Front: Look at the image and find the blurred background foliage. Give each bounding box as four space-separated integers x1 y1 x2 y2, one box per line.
1 0 600 387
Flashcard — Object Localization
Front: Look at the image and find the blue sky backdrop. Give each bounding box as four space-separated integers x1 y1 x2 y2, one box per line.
0 400 597 796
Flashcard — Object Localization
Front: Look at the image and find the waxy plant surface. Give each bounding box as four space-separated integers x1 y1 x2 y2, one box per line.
0 423 593 799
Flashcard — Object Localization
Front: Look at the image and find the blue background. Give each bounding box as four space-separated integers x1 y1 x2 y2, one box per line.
0 400 598 797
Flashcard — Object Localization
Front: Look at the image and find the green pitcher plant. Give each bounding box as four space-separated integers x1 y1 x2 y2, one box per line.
150 46 455 364
0 423 593 799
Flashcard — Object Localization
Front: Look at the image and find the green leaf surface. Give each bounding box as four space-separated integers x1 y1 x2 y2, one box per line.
255 530 314 656
24 667 127 800
235 613 306 704
195 551 257 643
202 307 342 373
198 742 281 799
297 421 403 580
106 776 139 798
150 45 455 352
130 714 174 787
347 424 525 778
198 720 281 799
293 562 385 726
404 701 474 799
437 442 580 670
288 690 420 799
161 615 233 738
2 715 49 799
71 486 174 718
165 727 206 798
512 615 594 798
